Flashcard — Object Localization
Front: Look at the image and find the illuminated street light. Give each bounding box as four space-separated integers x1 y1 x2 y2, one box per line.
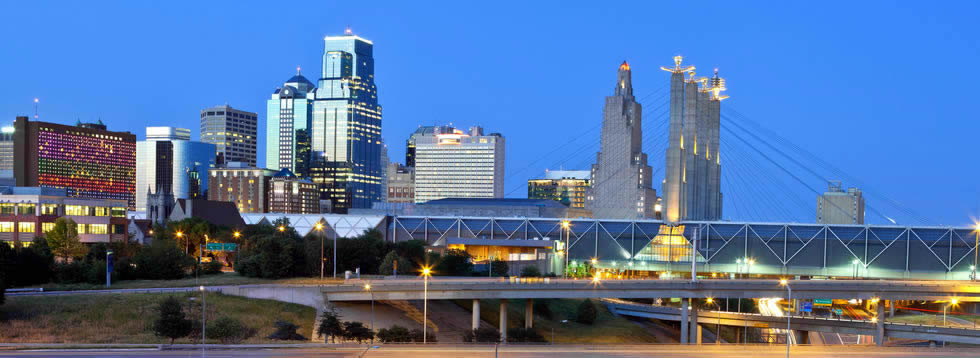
365 283 374 337
779 279 791 358
233 231 241 238
421 266 432 344
314 223 326 280
944 299 960 326
278 225 285 232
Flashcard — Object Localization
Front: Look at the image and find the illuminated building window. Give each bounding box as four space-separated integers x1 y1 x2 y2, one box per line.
0 222 14 232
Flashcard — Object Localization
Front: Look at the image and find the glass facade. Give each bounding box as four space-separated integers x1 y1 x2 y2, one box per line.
310 34 383 212
135 127 216 211
265 71 315 176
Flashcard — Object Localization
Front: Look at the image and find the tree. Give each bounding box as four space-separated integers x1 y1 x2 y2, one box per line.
153 296 193 344
207 317 256 344
47 218 86 261
267 320 307 340
435 248 473 276
575 299 598 325
133 239 192 280
378 251 412 276
0 278 5 306
520 265 541 277
316 307 345 343
342 321 375 343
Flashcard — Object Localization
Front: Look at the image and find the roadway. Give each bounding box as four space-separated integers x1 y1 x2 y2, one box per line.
3 345 980 358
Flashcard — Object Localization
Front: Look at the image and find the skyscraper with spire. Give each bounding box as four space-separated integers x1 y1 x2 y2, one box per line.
266 67 315 176
585 62 657 219
660 56 725 222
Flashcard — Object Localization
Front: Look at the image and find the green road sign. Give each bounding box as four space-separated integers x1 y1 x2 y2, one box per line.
223 243 237 251
206 243 224 251
814 299 833 306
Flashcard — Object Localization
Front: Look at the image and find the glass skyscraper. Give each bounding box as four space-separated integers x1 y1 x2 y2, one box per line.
266 69 315 176
309 31 383 212
135 127 216 211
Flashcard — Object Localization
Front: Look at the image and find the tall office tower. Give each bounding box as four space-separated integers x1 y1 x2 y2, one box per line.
201 105 258 167
0 124 14 184
414 126 505 203
528 170 591 209
660 57 726 222
266 69 315 176
585 62 657 219
817 181 865 225
135 127 216 211
13 116 137 209
309 30 384 213
405 126 437 167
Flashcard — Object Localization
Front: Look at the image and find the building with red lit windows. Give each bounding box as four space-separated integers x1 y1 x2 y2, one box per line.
12 116 137 209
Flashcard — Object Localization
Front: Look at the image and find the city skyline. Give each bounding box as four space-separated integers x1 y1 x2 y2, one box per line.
1 2 978 225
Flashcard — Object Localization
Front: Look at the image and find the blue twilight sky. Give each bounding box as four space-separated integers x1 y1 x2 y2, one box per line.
1 1 978 226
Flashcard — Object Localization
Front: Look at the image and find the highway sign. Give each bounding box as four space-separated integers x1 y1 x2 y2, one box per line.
206 243 237 252
223 243 237 251
814 299 832 306
802 301 813 312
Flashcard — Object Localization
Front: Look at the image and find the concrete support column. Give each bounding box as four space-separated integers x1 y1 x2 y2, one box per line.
472 299 480 331
889 300 895 318
680 299 689 344
875 301 885 346
689 302 699 344
795 330 810 344
525 299 533 329
500 299 508 342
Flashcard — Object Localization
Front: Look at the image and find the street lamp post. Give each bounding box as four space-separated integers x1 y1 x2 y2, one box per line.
365 284 374 341
736 259 742 279
199 285 206 357
422 267 431 344
562 220 570 278
706 298 720 345
779 279 791 358
315 223 325 280
852 259 860 279
747 258 755 278
944 299 959 327
974 224 979 281
333 225 337 279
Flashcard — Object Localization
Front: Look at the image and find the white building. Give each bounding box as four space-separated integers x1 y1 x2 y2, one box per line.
135 127 216 211
413 126 505 203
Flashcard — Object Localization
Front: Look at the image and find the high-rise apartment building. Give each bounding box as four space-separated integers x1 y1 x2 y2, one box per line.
405 126 439 167
386 162 415 203
585 62 657 219
528 170 591 209
208 165 276 213
268 168 319 214
309 30 384 213
817 181 865 225
13 116 137 209
266 69 315 176
414 126 505 203
135 127 216 211
201 105 258 167
660 56 725 222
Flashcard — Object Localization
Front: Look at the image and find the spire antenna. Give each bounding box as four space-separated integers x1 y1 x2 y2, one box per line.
33 97 39 119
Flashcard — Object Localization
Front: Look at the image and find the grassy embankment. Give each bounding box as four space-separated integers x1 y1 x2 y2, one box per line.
453 298 657 343
0 292 315 344
25 272 347 291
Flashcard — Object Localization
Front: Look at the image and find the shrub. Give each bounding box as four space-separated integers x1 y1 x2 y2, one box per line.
0 238 54 287
133 239 191 280
376 325 412 343
575 299 597 325
533 300 553 320
435 248 473 276
238 233 306 279
462 327 500 343
86 260 118 285
202 260 223 275
207 317 256 344
153 296 192 344
0 279 5 306
410 328 437 343
54 261 91 284
342 321 374 343
267 320 306 341
506 327 546 343
520 265 541 277
490 259 509 277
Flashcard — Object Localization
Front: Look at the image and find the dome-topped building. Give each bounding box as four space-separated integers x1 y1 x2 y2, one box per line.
266 68 316 177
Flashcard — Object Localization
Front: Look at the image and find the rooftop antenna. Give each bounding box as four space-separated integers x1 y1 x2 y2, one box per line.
345 26 352 35
33 98 39 119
